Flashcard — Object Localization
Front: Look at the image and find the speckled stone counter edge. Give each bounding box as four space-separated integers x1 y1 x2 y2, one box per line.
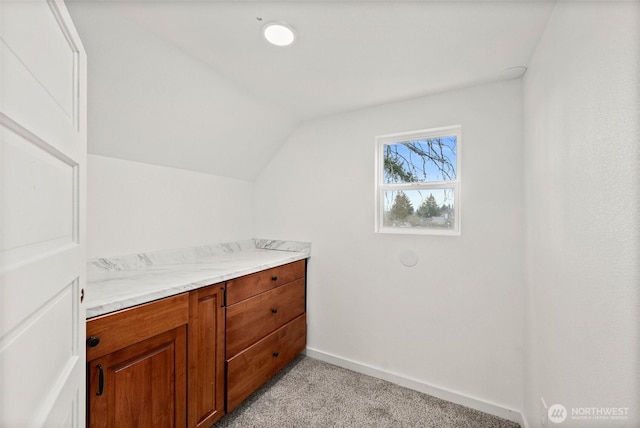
88 239 310 276
86 239 310 319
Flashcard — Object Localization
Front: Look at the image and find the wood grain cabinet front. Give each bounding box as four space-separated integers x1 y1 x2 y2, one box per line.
86 286 226 428
187 284 226 428
86 295 189 428
86 294 189 363
87 327 187 428
226 277 305 358
226 314 306 411
226 260 305 306
86 259 308 425
225 260 307 412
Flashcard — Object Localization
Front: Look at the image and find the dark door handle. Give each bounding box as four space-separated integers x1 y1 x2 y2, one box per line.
96 364 104 396
273 352 279 357
271 308 278 314
87 336 100 348
271 276 278 281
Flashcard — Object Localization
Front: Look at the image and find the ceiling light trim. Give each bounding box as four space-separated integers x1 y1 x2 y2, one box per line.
262 22 296 47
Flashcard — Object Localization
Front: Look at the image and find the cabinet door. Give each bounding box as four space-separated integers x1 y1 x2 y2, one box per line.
88 326 187 428
188 285 226 428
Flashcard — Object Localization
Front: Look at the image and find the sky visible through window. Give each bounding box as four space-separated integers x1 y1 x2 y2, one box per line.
383 136 456 184
383 136 457 211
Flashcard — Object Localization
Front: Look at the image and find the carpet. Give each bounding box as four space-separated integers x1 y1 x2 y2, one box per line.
214 355 520 428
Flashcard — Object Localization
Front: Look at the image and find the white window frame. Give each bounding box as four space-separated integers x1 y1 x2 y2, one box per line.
375 125 462 236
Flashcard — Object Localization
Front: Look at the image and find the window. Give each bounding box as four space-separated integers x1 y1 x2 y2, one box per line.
375 125 461 235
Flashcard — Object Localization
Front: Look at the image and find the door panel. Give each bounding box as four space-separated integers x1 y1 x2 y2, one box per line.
0 0 76 119
0 0 87 426
2 280 81 424
1 245 80 337
0 125 77 268
0 0 82 155
113 345 174 427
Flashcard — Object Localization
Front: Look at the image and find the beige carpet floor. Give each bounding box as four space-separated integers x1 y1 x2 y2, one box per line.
214 355 520 428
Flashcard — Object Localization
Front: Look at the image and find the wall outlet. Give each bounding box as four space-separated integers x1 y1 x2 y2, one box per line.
540 397 548 428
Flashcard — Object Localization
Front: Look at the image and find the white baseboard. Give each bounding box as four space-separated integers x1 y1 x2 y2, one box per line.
303 347 525 427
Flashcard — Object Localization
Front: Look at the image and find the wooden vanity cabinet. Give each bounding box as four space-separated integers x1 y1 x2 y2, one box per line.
86 259 307 426
225 260 307 411
226 313 306 411
86 294 189 428
86 286 226 428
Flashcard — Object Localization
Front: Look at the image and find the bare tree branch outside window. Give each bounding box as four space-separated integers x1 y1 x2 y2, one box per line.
383 137 457 184
378 133 459 233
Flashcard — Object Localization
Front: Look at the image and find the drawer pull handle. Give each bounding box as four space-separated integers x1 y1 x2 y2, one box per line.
273 352 279 357
271 308 278 314
271 276 278 281
97 365 104 396
86 336 101 348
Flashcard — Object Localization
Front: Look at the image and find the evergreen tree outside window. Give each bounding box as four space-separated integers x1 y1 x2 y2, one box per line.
375 125 461 235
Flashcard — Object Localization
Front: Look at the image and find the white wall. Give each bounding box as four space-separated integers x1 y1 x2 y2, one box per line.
255 80 525 416
66 2 297 181
87 155 253 259
522 2 639 427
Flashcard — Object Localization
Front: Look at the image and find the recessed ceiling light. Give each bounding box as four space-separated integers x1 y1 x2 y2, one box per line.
263 22 296 47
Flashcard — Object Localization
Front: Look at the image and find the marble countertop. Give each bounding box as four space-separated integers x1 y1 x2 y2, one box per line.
86 239 310 319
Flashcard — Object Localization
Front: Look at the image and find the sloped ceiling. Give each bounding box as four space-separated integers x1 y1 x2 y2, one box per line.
66 1 555 180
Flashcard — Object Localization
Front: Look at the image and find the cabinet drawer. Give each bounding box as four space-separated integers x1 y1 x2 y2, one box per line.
86 293 189 362
226 260 305 305
226 314 306 412
226 278 305 359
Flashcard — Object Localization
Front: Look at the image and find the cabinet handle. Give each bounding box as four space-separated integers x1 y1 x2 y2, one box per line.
271 276 278 281
96 365 104 396
273 352 279 357
86 336 100 348
271 308 278 314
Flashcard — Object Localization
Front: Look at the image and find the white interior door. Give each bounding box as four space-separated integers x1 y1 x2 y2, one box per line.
0 0 87 426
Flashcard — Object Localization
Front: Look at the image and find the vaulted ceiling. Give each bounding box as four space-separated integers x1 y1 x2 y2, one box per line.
66 1 555 180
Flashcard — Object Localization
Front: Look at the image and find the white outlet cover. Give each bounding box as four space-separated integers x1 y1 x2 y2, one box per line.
399 250 418 267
